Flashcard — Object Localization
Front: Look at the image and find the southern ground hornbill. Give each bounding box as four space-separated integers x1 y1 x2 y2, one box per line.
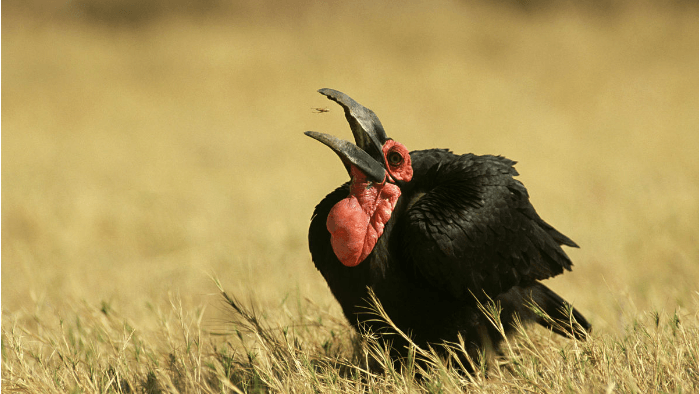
306 88 590 364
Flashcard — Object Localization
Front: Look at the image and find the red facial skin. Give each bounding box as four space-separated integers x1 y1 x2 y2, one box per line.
382 140 413 182
326 140 413 267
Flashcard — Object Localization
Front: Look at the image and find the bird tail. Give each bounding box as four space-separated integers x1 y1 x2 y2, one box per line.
526 283 591 340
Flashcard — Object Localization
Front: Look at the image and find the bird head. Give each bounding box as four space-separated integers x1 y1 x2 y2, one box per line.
306 89 413 267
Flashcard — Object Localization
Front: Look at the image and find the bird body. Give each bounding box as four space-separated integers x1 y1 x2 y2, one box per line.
305 89 589 361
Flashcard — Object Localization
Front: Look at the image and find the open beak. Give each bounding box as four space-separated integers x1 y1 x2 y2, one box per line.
305 89 389 183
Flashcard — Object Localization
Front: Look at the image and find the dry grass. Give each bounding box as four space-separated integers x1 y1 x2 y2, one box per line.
2 0 698 392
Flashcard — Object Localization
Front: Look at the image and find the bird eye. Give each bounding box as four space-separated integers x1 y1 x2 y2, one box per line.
387 150 403 166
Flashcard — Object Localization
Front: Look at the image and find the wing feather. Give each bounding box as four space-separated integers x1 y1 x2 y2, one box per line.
402 152 577 300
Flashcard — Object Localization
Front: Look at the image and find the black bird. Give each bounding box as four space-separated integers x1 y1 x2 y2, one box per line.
305 88 590 363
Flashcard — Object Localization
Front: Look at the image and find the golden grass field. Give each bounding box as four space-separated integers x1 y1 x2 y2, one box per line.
3 0 698 392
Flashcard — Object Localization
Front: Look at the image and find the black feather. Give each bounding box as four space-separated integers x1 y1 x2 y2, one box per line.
309 149 590 364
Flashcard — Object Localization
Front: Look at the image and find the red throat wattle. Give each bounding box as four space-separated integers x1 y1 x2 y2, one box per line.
326 165 401 267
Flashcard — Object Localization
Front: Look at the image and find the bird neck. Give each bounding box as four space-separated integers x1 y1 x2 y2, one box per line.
326 165 401 267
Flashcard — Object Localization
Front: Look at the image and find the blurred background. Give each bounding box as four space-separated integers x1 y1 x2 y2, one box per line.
2 0 697 333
